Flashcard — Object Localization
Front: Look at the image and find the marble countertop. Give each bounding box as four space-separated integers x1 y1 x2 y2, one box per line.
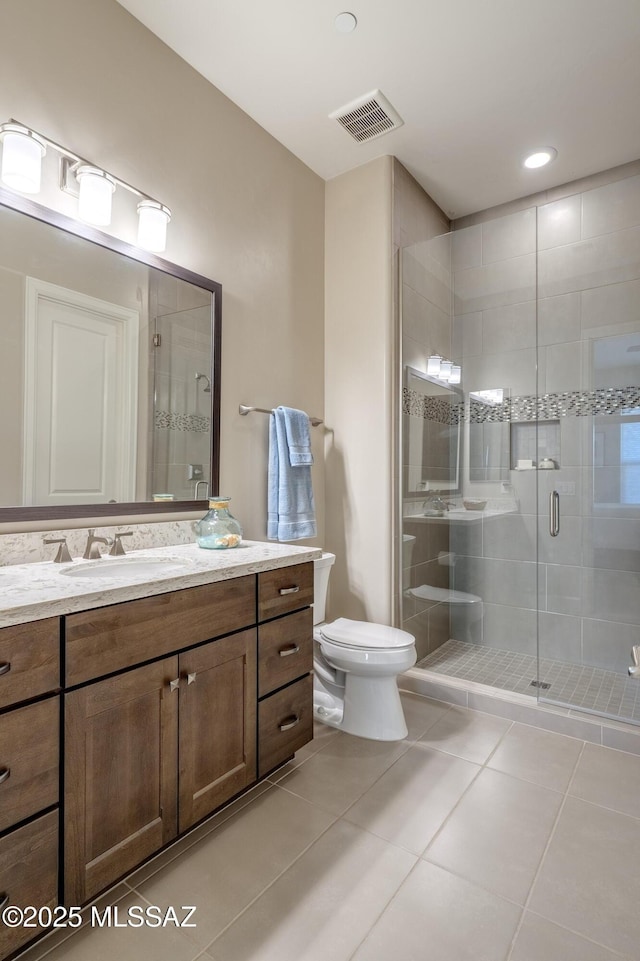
0 540 322 628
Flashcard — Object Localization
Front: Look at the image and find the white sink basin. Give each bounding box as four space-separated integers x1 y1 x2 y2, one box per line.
61 556 190 580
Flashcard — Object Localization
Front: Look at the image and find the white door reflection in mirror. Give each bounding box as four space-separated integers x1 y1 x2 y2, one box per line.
23 278 138 505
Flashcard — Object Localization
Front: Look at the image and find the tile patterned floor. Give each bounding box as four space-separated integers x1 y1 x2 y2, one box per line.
419 638 640 724
19 694 640 961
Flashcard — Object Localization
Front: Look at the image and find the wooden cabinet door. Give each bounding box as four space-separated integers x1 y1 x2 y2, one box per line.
64 657 179 905
0 811 58 960
178 630 257 833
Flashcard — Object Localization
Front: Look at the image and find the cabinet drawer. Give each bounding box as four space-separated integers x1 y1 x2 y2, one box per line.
258 563 313 622
258 609 313 698
65 575 255 686
0 697 59 834
0 618 59 710
258 674 313 778
0 810 58 959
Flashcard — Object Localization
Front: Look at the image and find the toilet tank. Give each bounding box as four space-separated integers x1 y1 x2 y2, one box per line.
313 552 336 625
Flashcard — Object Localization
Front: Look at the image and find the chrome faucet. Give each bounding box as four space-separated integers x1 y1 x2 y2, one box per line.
43 535 72 563
83 529 112 560
422 491 454 514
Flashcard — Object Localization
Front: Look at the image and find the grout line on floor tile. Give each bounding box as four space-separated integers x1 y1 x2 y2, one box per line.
518 739 587 924
521 908 637 961
342 857 427 961
201 813 348 952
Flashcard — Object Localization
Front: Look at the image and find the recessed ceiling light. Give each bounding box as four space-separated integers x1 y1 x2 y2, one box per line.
523 147 557 169
335 12 357 33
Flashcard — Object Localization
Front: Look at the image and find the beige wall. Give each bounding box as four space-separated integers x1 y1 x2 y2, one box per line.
0 0 325 542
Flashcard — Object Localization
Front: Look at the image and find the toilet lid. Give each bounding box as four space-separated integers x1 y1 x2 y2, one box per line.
319 617 415 650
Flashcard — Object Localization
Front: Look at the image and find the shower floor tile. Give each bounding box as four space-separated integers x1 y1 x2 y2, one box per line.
418 639 640 725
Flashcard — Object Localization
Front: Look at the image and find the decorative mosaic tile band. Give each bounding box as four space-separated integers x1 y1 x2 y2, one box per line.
403 387 462 426
509 386 640 422
155 410 211 432
469 397 511 424
405 386 640 425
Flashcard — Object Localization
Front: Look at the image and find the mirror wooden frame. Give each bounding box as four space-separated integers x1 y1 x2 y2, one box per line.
0 184 221 522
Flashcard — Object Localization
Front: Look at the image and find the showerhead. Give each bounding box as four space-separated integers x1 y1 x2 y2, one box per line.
195 372 211 393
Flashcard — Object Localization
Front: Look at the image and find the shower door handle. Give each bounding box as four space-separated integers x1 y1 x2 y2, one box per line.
549 490 560 537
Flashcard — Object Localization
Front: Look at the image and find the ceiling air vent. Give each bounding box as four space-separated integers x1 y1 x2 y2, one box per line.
329 89 403 144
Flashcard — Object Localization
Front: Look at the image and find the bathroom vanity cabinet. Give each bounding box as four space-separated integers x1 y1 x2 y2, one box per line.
0 549 316 959
0 619 60 960
60 560 314 907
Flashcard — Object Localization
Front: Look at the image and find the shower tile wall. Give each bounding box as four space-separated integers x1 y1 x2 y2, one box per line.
151 274 212 501
451 170 640 682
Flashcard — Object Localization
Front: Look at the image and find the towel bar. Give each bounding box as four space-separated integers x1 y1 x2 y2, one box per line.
239 404 323 427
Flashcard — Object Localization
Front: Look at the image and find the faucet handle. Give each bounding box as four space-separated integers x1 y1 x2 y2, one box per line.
43 536 72 564
109 531 133 556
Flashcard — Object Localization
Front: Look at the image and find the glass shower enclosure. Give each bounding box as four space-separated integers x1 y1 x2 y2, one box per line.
400 171 640 726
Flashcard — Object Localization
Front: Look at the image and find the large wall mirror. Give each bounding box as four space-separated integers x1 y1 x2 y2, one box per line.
0 186 221 522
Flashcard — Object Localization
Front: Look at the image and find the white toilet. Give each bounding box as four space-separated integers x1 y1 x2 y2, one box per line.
313 552 416 741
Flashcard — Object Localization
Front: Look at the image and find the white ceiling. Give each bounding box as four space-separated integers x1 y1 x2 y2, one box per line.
115 0 640 218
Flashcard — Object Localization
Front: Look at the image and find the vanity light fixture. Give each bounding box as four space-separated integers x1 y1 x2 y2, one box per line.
76 165 116 226
523 147 557 169
0 119 172 251
427 354 462 386
0 123 46 194
427 354 442 376
137 200 172 253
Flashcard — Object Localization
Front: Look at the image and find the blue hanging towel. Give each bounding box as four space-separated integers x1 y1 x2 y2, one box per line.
267 406 317 541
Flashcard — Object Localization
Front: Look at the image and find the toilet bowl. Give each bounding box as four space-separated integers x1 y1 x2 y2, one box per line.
313 553 416 741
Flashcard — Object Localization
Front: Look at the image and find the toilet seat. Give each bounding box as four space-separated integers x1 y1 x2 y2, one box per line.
319 617 415 651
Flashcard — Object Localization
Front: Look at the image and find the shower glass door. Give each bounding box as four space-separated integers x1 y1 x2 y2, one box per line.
401 169 640 726
535 179 640 724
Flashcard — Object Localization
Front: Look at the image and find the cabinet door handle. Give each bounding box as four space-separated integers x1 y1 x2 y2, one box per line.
279 645 300 657
0 662 10 676
0 767 10 786
169 678 180 693
0 893 8 911
278 714 300 732
279 586 300 595
187 672 197 685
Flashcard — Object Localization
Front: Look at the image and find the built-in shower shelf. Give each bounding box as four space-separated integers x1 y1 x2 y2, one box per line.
510 419 560 471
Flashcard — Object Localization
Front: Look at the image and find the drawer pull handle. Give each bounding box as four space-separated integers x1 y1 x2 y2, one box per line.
0 893 8 911
279 714 300 732
169 678 180 693
0 662 10 677
279 645 300 657
279 586 300 596
0 767 10 785
187 672 197 685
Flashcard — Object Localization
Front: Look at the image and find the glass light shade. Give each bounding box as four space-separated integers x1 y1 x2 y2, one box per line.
449 365 461 385
0 126 45 194
426 354 442 376
76 165 115 226
137 200 171 252
439 360 453 380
